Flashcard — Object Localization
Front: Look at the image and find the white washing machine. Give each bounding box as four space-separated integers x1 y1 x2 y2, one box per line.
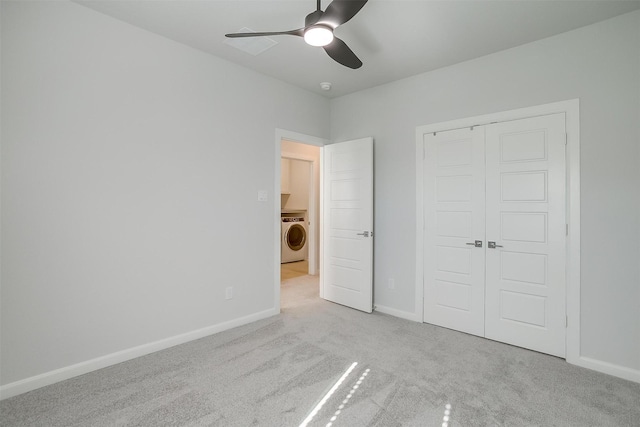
281 217 308 263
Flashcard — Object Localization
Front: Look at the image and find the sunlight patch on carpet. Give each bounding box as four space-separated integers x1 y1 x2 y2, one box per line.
299 362 358 427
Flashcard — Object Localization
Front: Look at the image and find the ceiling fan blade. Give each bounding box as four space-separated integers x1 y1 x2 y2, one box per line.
319 0 368 28
225 29 304 38
323 36 362 69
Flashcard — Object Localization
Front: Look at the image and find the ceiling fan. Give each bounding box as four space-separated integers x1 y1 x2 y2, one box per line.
225 0 368 69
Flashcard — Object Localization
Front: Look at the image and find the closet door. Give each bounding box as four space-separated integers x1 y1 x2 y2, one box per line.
484 114 567 357
423 127 486 337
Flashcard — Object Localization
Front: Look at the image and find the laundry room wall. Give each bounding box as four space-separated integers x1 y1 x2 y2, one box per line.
329 10 640 379
283 160 310 211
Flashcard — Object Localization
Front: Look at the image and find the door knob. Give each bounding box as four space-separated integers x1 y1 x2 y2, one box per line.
357 231 370 237
466 240 483 248
488 241 503 249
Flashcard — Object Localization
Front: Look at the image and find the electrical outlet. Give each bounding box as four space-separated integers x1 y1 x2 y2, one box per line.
225 287 233 300
388 278 395 290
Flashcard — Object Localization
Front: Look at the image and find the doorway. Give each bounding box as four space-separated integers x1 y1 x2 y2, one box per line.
274 129 327 312
280 156 315 272
275 132 376 315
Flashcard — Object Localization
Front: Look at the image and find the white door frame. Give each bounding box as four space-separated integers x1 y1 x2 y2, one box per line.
274 129 327 312
415 99 581 365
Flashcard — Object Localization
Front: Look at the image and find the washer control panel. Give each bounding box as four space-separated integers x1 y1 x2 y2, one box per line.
282 217 304 223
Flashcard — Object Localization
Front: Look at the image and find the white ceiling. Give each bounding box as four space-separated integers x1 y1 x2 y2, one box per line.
75 0 640 98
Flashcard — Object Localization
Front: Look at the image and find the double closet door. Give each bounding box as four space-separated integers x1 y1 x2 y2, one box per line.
423 113 567 358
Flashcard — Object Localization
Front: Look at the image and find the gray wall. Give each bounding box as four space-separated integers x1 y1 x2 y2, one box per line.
330 11 640 371
1 1 329 385
2 0 638 390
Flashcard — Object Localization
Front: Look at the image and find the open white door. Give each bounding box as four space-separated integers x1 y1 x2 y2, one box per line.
322 137 373 313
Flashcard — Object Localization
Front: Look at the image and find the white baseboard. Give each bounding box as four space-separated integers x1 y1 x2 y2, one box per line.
4 305 637 402
374 305 640 384
374 304 421 322
572 356 640 384
0 307 279 400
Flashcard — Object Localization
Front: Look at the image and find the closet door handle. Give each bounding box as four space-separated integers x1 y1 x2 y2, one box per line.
466 240 483 248
488 241 503 249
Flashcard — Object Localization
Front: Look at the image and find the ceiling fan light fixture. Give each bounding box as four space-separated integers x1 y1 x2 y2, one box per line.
226 0 368 68
304 25 333 47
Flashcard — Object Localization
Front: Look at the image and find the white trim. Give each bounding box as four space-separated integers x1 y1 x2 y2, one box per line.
0 307 278 400
415 99 582 364
276 129 327 148
319 149 325 299
375 304 421 322
415 100 580 136
414 132 425 323
574 356 640 384
274 129 327 310
564 102 581 368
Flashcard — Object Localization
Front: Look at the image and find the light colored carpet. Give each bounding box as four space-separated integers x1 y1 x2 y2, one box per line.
2 275 640 426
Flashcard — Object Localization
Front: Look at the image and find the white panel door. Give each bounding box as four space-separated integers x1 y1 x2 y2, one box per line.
322 137 373 313
423 128 486 336
484 114 566 357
